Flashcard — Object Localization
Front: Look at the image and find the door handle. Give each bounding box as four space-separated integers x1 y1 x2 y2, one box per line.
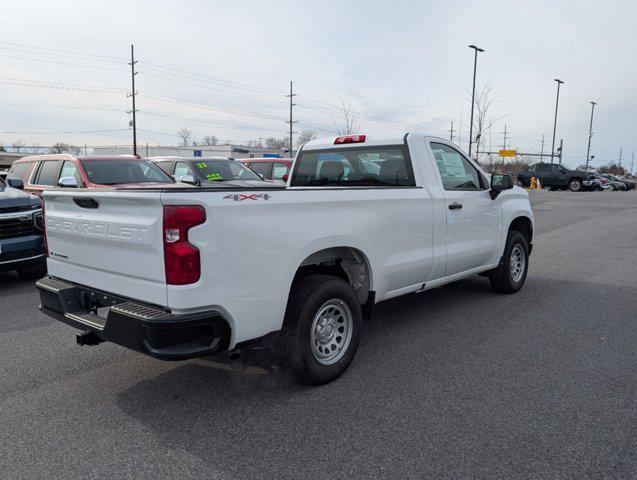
448 202 463 210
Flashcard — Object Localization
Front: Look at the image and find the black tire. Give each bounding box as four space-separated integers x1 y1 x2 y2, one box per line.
17 263 47 280
279 274 362 385
608 184 616 191
488 231 529 293
515 178 525 187
568 179 582 192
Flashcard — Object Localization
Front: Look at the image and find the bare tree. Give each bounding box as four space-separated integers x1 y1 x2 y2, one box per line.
265 136 290 150
177 128 192 147
50 142 77 154
296 130 318 147
245 139 263 147
12 139 25 152
466 83 503 161
202 135 219 146
332 101 361 135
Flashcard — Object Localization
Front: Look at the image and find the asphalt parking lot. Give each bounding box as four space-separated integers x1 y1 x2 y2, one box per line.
1 190 635 479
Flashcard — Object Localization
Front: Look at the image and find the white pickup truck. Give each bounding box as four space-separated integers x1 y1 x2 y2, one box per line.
37 134 534 384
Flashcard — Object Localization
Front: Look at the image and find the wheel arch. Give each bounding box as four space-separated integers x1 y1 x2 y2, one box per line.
508 215 533 251
293 246 373 306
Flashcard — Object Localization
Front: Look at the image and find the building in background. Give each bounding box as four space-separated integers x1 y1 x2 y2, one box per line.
92 144 289 159
0 152 28 170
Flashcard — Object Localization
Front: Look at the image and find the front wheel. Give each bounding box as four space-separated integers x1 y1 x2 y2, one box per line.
569 179 582 191
515 178 525 187
608 184 616 191
279 274 362 385
488 231 529 293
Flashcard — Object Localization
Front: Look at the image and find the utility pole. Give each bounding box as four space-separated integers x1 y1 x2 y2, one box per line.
127 44 139 156
540 134 545 161
558 139 563 165
501 125 509 150
584 102 596 171
285 81 297 159
467 44 484 158
618 147 623 169
550 78 564 164
449 121 455 142
630 152 634 175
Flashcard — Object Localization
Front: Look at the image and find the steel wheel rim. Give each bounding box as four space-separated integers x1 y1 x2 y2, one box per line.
510 244 525 283
310 299 353 365
571 181 581 191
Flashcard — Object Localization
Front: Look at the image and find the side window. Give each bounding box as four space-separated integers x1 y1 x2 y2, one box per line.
250 162 272 179
34 161 62 186
174 162 194 178
536 164 551 173
272 162 290 180
430 143 483 191
155 161 174 175
60 161 82 185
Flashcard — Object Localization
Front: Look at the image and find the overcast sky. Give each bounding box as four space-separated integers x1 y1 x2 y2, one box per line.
1 0 635 169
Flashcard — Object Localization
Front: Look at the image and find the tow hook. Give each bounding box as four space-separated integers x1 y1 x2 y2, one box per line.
76 331 103 346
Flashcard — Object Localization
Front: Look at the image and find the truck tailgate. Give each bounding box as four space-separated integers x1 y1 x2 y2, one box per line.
43 190 167 306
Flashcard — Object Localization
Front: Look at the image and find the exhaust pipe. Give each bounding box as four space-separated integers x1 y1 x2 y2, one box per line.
76 331 103 346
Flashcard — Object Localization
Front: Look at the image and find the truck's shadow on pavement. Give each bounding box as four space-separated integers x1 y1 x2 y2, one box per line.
114 274 635 478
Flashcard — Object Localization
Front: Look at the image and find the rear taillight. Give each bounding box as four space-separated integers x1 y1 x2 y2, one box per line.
163 205 206 285
334 134 366 144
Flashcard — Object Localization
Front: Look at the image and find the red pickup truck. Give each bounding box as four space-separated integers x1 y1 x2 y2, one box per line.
6 154 179 195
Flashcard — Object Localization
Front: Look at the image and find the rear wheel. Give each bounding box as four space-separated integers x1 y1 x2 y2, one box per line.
279 275 362 384
515 178 525 187
488 231 529 293
608 184 616 191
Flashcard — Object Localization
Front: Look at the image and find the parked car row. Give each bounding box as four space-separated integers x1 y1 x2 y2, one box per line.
515 162 634 192
1 154 289 279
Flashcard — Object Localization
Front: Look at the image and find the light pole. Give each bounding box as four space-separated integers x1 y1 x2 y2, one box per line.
550 78 564 164
468 45 484 158
585 101 597 171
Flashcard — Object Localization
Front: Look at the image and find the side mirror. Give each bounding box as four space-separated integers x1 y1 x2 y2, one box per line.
6 178 24 189
490 173 513 199
58 177 78 188
282 173 289 182
178 175 197 185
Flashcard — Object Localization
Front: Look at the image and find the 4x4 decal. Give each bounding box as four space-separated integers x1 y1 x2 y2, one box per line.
223 193 270 201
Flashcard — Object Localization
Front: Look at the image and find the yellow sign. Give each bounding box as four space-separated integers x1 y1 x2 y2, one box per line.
499 149 517 157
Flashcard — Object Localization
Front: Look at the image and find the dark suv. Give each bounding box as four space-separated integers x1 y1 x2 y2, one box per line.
0 177 46 279
516 163 596 191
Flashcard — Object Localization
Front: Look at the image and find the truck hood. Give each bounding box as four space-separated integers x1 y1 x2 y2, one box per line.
0 186 41 208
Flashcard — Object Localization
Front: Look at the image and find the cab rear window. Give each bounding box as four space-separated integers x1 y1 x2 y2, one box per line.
291 146 414 187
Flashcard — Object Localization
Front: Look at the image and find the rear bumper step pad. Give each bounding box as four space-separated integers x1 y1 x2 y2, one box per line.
36 276 230 360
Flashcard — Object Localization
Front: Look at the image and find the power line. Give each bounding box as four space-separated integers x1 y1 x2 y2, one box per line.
0 41 127 62
0 53 128 72
0 77 127 93
0 128 129 135
0 100 122 111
